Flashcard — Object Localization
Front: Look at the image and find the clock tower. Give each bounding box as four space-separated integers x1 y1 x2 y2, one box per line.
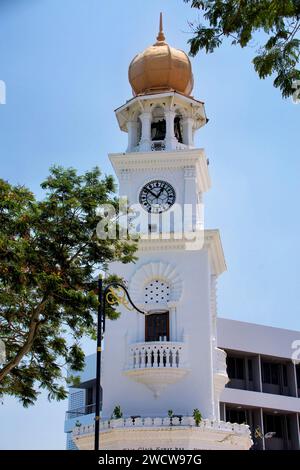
75 14 252 450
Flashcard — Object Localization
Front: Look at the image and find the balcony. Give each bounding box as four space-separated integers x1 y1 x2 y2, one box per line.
65 403 96 420
213 348 229 396
73 416 252 450
123 341 190 397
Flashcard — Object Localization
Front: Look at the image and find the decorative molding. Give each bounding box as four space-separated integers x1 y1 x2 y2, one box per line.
114 91 207 134
204 230 227 276
119 169 132 181
136 230 226 276
184 165 196 179
109 148 211 193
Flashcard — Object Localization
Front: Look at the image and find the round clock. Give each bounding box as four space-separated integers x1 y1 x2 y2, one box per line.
139 180 176 214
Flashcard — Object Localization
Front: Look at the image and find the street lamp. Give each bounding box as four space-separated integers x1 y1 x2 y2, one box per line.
94 277 146 451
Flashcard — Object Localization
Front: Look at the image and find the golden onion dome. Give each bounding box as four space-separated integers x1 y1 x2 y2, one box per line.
128 13 194 97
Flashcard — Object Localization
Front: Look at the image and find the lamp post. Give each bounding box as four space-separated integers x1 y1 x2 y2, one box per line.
94 277 146 451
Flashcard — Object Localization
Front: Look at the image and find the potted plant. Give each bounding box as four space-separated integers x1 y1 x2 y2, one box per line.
112 405 123 419
193 409 202 427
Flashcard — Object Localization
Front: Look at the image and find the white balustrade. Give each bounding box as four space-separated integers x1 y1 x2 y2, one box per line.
73 417 250 437
127 341 186 370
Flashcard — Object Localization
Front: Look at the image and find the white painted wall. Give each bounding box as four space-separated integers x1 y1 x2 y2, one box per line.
101 248 215 420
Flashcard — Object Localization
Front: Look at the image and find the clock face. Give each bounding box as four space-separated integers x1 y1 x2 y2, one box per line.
139 180 176 214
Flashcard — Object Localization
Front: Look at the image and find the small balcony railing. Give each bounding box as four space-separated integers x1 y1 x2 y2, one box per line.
127 341 187 370
66 403 96 420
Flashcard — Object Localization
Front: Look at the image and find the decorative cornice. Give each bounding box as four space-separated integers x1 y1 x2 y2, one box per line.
204 230 227 276
136 229 226 276
109 148 211 193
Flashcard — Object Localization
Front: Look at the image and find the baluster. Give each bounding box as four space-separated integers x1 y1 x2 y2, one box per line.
176 349 180 367
153 348 158 368
163 348 167 367
169 349 173 367
140 348 145 368
145 348 151 367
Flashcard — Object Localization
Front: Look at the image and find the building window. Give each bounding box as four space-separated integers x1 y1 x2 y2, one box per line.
248 359 253 381
226 408 248 425
262 362 288 386
145 311 169 342
263 414 287 439
262 362 279 385
227 356 245 380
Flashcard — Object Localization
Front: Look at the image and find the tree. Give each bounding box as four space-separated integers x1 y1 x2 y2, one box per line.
184 0 300 98
0 166 137 406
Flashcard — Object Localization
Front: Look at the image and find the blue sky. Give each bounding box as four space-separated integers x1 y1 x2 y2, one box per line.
0 0 299 449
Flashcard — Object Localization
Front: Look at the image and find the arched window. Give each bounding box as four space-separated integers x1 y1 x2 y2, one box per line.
174 113 183 143
137 115 142 145
144 278 170 342
151 106 166 141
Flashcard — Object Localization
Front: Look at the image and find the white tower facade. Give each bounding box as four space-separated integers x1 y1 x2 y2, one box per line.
74 15 252 450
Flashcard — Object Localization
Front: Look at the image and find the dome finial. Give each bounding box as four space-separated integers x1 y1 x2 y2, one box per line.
156 12 165 42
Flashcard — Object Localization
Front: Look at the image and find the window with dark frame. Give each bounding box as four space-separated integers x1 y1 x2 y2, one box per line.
263 414 290 439
226 408 248 425
227 356 245 380
145 311 169 342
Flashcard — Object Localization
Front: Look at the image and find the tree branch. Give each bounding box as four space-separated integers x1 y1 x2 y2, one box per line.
0 297 48 382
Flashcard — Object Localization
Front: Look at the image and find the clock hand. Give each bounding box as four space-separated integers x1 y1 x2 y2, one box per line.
147 188 159 198
157 185 166 198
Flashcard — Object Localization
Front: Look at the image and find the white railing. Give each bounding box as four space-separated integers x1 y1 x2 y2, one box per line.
214 347 227 375
126 341 187 370
73 417 250 437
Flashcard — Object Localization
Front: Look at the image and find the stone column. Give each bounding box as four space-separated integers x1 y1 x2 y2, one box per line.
182 117 194 147
164 109 176 150
126 121 138 152
139 112 151 151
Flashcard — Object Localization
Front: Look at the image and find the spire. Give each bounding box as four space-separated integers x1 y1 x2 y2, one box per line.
156 12 165 42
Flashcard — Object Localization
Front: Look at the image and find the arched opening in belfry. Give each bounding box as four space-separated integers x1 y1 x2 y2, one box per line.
151 106 166 141
174 113 183 143
137 115 142 145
